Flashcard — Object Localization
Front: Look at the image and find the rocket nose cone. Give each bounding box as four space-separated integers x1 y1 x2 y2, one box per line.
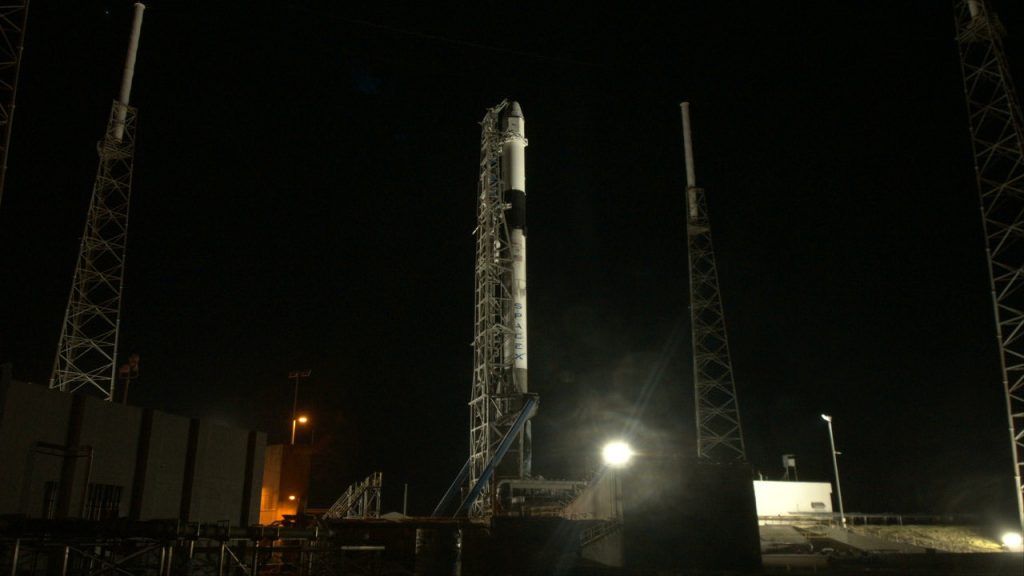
508 101 523 117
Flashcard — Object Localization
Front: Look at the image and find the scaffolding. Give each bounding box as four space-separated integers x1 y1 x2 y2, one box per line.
0 520 389 576
323 472 383 520
467 100 529 517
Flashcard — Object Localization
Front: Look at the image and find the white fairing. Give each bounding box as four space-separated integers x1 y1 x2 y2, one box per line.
506 116 526 190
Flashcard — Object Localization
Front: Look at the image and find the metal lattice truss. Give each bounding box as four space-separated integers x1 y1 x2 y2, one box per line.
323 471 383 519
0 1 28 208
954 0 1024 529
50 102 137 401
687 185 746 461
468 100 526 517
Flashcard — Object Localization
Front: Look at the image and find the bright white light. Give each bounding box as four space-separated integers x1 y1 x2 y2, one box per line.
1002 532 1022 548
602 441 634 468
821 414 832 422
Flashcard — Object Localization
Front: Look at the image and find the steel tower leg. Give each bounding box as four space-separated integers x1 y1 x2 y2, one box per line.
0 1 29 211
954 0 1024 532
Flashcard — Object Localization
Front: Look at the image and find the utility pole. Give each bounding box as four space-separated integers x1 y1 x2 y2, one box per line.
954 0 1024 532
821 414 846 527
681 102 747 461
50 3 146 401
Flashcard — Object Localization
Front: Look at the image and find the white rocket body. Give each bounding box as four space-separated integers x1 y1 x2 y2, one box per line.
502 102 528 390
502 101 530 476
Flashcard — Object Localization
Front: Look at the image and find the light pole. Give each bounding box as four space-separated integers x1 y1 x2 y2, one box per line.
602 441 634 520
288 369 311 444
821 414 846 527
291 415 309 445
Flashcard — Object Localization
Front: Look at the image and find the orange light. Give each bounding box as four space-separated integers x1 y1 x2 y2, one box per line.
288 495 296 501
297 416 309 424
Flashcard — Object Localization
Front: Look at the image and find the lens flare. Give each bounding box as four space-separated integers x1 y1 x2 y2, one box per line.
602 441 634 468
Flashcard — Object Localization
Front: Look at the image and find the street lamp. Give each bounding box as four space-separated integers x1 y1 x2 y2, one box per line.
602 441 634 468
821 414 846 527
288 369 311 444
291 415 309 445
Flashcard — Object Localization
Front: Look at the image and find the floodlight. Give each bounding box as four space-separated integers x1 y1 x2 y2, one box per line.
1002 532 1022 548
821 414 832 422
298 416 309 424
602 441 634 468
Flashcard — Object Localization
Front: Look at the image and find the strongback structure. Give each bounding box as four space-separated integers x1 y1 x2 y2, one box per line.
468 100 531 517
681 102 746 461
50 3 145 401
0 0 29 210
954 0 1024 531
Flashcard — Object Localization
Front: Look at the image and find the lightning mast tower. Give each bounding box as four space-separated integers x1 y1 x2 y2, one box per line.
0 1 29 210
681 102 746 461
50 2 145 401
954 0 1024 531
468 100 531 517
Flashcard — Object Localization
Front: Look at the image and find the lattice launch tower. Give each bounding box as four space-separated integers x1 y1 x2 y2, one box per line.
50 2 146 401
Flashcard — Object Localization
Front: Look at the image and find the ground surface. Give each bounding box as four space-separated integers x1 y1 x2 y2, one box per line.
847 525 1005 553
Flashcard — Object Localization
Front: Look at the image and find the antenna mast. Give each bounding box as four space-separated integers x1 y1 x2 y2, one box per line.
50 2 146 401
954 0 1024 532
681 102 747 461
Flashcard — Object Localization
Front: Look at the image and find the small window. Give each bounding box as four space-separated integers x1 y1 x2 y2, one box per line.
84 484 123 520
42 481 59 519
811 501 826 510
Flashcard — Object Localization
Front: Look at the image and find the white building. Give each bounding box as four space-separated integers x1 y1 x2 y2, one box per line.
752 480 832 523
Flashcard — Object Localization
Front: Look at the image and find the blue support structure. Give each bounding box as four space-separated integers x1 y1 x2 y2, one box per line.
434 394 538 517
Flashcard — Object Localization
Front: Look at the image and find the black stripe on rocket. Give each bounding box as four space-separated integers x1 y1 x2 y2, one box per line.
510 189 526 234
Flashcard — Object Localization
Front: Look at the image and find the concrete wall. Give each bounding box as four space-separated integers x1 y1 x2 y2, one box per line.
622 458 762 572
565 470 619 520
260 445 283 524
259 444 309 525
71 395 143 517
137 410 190 519
188 421 251 523
0 372 72 516
0 378 265 525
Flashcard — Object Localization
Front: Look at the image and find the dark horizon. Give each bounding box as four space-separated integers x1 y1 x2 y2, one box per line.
2 1 1023 524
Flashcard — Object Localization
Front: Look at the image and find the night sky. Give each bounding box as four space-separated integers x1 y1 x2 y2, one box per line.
2 1 1023 523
